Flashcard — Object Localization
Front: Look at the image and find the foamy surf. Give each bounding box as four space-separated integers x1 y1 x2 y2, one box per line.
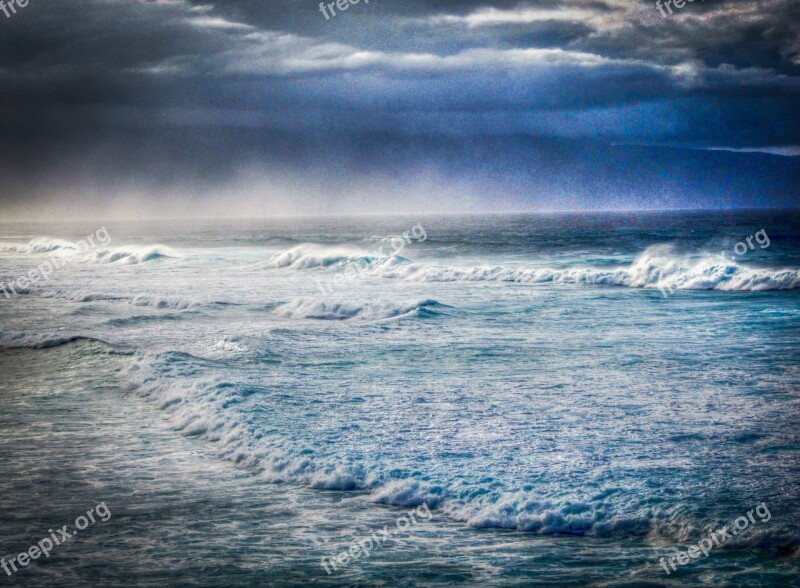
266 244 380 269
272 298 449 320
0 332 112 350
87 245 181 264
261 243 800 292
3 213 799 587
115 349 800 552
371 246 800 292
0 237 79 254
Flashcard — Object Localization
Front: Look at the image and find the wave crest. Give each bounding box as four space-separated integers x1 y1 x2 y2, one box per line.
0 332 111 350
1 237 79 254
272 298 448 320
118 351 800 549
371 246 800 292
87 245 180 264
265 244 380 270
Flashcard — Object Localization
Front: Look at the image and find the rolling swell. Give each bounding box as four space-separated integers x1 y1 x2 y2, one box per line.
0 237 78 254
263 243 800 291
87 245 181 264
266 244 380 269
374 246 800 292
272 298 451 321
0 332 116 350
0 239 181 264
117 349 800 551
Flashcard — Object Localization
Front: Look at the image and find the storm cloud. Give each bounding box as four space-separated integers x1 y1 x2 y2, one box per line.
0 0 798 217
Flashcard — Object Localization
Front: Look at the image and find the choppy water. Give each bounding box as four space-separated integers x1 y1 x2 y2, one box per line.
1 211 799 586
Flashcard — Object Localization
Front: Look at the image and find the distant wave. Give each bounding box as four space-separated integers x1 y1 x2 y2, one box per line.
0 237 79 254
87 245 180 264
18 289 196 309
370 246 800 292
103 313 189 328
272 298 449 320
623 245 800 291
0 238 181 265
0 332 112 350
129 295 195 310
264 244 380 270
262 243 799 292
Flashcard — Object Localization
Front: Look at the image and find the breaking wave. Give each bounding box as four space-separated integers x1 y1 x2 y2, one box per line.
0 238 181 265
87 245 181 264
0 237 79 254
261 243 396 270
262 243 799 292
129 295 195 310
369 245 800 292
117 350 800 550
272 298 449 320
0 332 112 350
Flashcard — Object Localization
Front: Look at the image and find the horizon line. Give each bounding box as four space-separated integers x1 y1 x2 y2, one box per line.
1 206 799 224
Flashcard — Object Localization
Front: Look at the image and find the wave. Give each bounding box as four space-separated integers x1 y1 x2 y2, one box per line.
0 238 181 265
17 288 195 309
261 243 799 292
623 246 800 292
86 245 180 265
0 332 112 350
370 246 800 292
103 313 188 327
262 243 393 270
0 237 80 254
272 298 449 320
116 350 800 551
31 289 127 303
119 352 800 547
129 295 195 310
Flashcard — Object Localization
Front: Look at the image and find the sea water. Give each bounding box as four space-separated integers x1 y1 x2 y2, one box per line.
1 211 798 586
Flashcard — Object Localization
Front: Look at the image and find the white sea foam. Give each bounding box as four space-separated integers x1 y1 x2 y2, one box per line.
367 246 800 292
266 244 379 270
272 298 445 320
87 245 180 264
0 238 181 265
262 243 799 292
624 245 800 291
130 295 194 310
0 237 79 254
114 349 800 550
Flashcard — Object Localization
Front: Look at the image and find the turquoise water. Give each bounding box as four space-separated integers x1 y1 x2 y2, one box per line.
1 211 799 586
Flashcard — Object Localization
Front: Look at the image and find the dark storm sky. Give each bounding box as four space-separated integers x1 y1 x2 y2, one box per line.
0 0 798 218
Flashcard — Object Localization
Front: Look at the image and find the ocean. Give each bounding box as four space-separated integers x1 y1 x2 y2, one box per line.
1 210 799 586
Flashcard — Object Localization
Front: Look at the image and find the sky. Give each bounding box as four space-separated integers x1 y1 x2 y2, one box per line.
0 0 798 218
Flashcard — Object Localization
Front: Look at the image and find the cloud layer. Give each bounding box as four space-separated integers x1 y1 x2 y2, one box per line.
0 0 798 217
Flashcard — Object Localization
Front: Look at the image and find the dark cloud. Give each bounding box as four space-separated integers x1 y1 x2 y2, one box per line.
0 0 798 217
